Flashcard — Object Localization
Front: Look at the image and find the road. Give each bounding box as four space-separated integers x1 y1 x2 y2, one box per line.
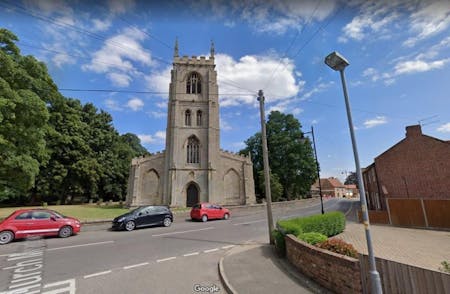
0 198 357 294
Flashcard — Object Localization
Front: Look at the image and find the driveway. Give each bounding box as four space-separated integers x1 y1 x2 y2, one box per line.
338 222 450 271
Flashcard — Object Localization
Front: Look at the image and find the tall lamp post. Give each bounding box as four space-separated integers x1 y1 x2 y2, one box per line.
304 126 324 214
324 51 383 294
257 90 275 244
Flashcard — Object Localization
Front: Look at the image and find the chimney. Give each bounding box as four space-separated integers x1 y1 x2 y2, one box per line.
405 125 422 138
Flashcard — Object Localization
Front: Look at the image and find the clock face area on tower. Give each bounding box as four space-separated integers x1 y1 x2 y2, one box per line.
126 43 256 208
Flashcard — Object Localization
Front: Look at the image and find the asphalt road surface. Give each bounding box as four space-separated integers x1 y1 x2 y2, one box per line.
0 198 357 294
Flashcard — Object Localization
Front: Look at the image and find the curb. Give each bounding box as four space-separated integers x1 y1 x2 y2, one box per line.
218 256 237 294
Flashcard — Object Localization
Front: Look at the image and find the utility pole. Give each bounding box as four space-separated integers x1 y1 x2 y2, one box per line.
257 90 274 244
310 126 324 214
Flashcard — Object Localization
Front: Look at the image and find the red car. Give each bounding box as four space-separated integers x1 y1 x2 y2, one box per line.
0 209 81 245
190 203 230 222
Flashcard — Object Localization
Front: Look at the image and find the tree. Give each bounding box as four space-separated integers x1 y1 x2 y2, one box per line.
344 171 358 187
0 30 50 201
240 111 318 201
258 171 283 202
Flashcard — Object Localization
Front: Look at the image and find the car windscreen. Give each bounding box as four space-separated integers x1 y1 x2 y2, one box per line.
193 204 201 209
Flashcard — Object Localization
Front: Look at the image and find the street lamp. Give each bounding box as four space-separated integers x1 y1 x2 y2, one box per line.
325 51 383 294
303 126 324 214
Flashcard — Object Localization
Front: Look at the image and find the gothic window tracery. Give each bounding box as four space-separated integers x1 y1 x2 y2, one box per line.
197 110 202 126
186 72 201 94
185 109 191 126
187 136 200 164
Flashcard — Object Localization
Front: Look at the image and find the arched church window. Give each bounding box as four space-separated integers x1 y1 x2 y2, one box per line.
185 109 191 126
187 136 200 164
186 72 201 94
197 110 202 126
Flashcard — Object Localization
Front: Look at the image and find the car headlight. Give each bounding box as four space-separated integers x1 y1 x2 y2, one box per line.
117 217 125 222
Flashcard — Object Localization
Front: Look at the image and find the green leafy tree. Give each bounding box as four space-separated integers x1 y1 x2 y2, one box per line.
258 171 283 202
240 111 317 200
0 29 50 201
344 171 358 188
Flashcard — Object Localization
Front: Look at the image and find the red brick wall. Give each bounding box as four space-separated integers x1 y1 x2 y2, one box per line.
375 134 450 200
285 235 362 294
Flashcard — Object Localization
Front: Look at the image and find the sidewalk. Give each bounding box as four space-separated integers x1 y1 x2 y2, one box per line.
218 224 450 294
218 243 331 294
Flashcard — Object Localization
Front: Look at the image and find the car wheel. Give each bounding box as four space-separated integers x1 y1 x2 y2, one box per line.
201 215 208 222
58 226 73 238
0 231 14 245
223 213 230 220
125 220 136 231
163 217 172 227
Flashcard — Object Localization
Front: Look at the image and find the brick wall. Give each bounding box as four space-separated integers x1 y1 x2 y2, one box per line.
364 125 450 210
285 235 362 294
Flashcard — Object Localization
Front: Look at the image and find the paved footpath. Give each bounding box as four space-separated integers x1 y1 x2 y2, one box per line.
337 222 450 271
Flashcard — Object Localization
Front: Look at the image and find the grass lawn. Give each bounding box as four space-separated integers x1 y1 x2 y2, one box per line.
0 204 192 222
0 205 130 222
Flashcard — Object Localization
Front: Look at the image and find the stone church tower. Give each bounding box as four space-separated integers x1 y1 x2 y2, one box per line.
126 42 256 207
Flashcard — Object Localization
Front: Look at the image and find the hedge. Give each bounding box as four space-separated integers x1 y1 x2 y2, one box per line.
277 211 345 238
297 232 327 245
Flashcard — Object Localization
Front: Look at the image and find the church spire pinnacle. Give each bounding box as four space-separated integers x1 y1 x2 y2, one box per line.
210 40 215 58
174 37 179 58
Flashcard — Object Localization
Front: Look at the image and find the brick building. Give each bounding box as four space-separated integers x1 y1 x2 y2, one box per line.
318 177 347 197
363 125 450 210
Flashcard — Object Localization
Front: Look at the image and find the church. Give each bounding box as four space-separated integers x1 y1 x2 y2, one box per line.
126 42 256 207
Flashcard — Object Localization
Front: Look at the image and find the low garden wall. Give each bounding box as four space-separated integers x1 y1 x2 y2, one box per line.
285 234 362 294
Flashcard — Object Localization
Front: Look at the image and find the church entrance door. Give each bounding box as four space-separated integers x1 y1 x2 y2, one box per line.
186 183 199 207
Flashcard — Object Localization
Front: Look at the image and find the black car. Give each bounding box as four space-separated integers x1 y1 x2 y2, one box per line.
112 206 173 231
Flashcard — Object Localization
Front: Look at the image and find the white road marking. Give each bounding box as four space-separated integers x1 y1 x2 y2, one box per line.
204 248 219 253
157 257 176 263
152 227 214 237
83 270 112 279
123 262 149 270
46 241 114 252
222 245 235 249
344 201 354 216
42 278 76 294
233 219 265 226
183 252 199 257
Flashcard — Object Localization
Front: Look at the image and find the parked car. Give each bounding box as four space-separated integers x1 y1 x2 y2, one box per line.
112 206 173 231
190 203 230 222
0 209 81 245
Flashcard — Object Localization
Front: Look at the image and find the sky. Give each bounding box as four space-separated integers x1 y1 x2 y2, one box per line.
1 0 450 182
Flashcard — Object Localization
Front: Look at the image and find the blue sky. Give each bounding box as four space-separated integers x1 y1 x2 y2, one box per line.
2 0 450 181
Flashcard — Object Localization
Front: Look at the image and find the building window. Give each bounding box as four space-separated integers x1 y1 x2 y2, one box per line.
185 109 191 126
186 72 201 94
197 110 202 126
187 136 200 164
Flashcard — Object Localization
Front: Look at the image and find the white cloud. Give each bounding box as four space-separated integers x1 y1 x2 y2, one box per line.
92 18 112 32
403 1 450 47
437 122 450 133
231 142 246 150
108 0 135 14
196 0 336 35
363 116 388 128
83 27 153 87
339 2 400 42
156 101 167 108
126 98 144 111
149 111 166 118
138 130 165 145
104 99 123 111
220 118 232 131
147 53 303 107
394 59 450 75
108 72 132 87
300 81 333 100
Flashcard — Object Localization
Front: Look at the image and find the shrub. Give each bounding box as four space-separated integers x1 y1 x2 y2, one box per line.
277 211 345 238
316 238 358 258
440 261 450 273
277 220 303 236
272 229 286 256
297 232 327 245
